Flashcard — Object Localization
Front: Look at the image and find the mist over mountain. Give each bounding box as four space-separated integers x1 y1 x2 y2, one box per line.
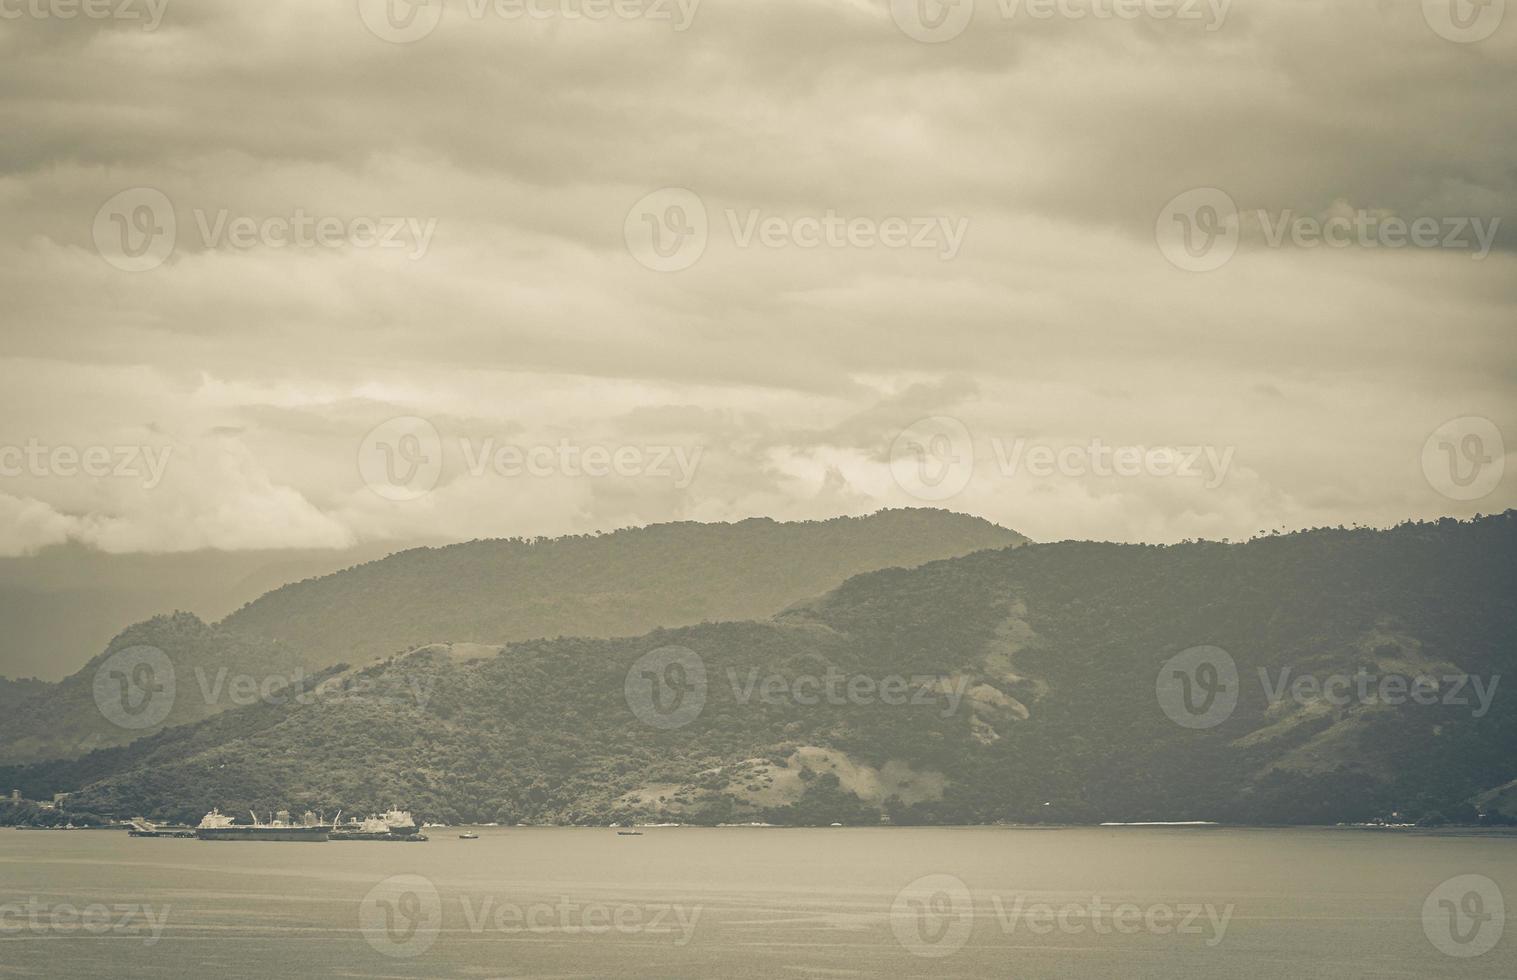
219 510 1026 667
0 541 428 681
10 512 1512 828
0 510 1022 765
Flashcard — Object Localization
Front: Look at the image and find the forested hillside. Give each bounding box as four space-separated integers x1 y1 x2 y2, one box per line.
11 513 1512 828
0 510 1021 764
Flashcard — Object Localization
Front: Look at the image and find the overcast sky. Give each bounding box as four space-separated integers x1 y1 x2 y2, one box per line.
0 0 1512 554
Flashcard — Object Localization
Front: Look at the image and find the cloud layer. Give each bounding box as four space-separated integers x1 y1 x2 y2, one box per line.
0 0 1512 553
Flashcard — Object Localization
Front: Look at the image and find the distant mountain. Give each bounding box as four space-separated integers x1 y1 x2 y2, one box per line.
0 541 427 681
0 613 306 765
11 513 1513 828
219 510 1027 666
0 510 1023 765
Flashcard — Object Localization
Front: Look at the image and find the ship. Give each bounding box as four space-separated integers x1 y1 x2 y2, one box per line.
128 818 195 838
330 808 423 841
382 807 418 836
195 808 330 842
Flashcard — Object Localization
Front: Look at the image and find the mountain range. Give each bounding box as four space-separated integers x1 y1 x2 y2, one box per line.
3 510 1512 828
0 510 1024 764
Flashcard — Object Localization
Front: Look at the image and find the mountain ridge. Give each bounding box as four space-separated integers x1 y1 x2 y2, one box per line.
0 509 1024 764
8 512 1511 827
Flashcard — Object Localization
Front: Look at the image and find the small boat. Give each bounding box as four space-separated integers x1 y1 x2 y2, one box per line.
617 830 644 836
459 832 479 839
829 822 843 827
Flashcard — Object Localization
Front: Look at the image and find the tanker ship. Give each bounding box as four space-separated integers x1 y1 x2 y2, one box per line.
331 808 422 841
195 808 330 841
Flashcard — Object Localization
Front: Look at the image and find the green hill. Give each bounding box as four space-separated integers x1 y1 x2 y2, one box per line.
10 513 1513 827
218 510 1026 666
0 510 1022 765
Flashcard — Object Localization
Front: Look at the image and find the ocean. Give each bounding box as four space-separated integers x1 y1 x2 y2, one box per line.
0 825 1511 978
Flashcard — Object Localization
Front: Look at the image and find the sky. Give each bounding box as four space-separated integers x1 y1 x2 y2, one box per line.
0 0 1513 555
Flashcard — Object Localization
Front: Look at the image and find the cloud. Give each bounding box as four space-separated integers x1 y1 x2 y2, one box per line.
0 0 1511 551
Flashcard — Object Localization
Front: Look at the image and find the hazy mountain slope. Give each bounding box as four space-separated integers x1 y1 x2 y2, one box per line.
15 514 1513 827
0 613 310 766
0 541 427 681
0 510 1022 766
219 510 1026 665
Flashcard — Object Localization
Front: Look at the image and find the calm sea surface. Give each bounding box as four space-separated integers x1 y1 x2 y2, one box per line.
0 826 1512 979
